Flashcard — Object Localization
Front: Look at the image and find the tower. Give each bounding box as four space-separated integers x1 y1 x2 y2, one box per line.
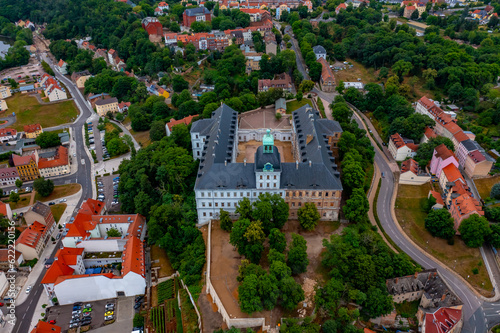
263 129 274 153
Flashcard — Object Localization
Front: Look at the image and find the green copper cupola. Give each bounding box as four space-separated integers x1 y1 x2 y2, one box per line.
263 129 274 153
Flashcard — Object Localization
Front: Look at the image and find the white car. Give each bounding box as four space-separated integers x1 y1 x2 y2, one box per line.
59 199 67 203
25 285 32 294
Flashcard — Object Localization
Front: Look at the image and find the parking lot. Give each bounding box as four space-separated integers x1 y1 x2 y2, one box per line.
45 298 117 331
87 120 106 162
96 174 121 211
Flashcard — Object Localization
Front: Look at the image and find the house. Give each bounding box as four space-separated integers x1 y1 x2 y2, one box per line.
303 0 313 11
0 202 13 220
240 8 270 21
30 321 62 333
0 165 20 187
258 73 293 92
449 196 483 230
164 33 178 45
57 59 68 75
41 247 85 298
158 1 169 11
0 128 17 143
141 17 163 36
336 3 347 14
428 191 444 210
39 74 67 102
0 100 8 112
421 127 437 144
275 98 286 115
23 124 43 139
318 57 335 92
452 130 470 151
15 220 55 260
107 49 120 66
0 248 23 271
388 133 418 161
312 45 327 60
25 201 56 227
165 114 198 136
429 144 458 177
438 164 465 192
464 150 494 178
118 102 131 113
71 70 92 89
399 159 430 185
244 51 262 72
276 4 290 19
93 49 108 62
95 97 119 116
456 139 478 166
183 7 212 27
422 308 462 333
0 86 11 99
13 153 39 182
154 7 166 15
190 104 343 223
38 146 70 178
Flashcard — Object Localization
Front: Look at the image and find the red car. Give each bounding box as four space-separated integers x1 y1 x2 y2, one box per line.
49 320 56 324
0 302 4 307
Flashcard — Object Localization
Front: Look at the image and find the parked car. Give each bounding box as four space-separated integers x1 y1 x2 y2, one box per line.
48 202 55 206
59 199 67 203
104 311 114 316
85 303 92 308
0 302 4 307
69 323 78 329
73 305 82 310
105 303 114 310
74 302 83 307
104 315 114 321
48 320 56 324
25 285 32 294
83 312 91 317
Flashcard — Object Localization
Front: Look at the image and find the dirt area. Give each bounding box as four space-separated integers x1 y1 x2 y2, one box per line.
129 129 152 148
239 108 292 131
333 58 377 84
395 184 494 297
209 219 342 326
150 245 175 278
474 174 500 199
236 140 295 163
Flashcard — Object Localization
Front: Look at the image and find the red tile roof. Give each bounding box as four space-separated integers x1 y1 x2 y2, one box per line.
424 127 437 139
41 259 75 284
30 321 62 333
0 248 22 262
80 199 105 215
318 57 335 84
401 159 419 174
0 202 9 217
24 123 42 133
0 128 17 137
406 143 419 152
16 221 46 248
55 247 84 265
453 130 469 143
424 307 461 333
38 146 69 170
429 190 444 206
12 153 36 167
434 144 454 160
452 195 483 218
54 272 115 286
468 150 486 164
167 115 198 131
443 122 462 135
442 164 463 183
57 59 66 68
390 133 406 149
122 236 145 277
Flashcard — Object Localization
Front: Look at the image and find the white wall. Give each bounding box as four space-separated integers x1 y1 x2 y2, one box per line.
76 239 127 252
0 272 8 296
238 129 292 142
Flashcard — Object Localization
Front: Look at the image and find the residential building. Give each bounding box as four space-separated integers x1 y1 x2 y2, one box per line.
422 308 462 333
23 124 43 139
57 59 68 75
258 73 293 92
343 82 364 90
13 153 39 181
318 57 335 92
456 139 478 166
312 45 327 60
108 49 119 66
399 159 430 185
164 33 178 45
0 86 11 99
266 41 277 55
388 133 418 161
95 97 119 116
15 220 55 260
158 1 169 10
336 2 347 13
244 52 262 72
165 114 198 136
428 191 444 210
154 7 166 15
438 164 465 192
0 128 17 143
0 202 12 220
41 247 85 298
25 201 56 227
30 321 62 333
275 98 286 115
71 70 92 89
421 127 437 144
141 17 163 35
303 0 313 11
240 8 269 21
276 4 290 19
190 104 343 224
0 248 23 271
118 101 131 113
0 165 20 187
39 74 68 102
183 7 212 27
464 150 494 178
429 144 458 177
38 146 70 178
0 100 8 112
449 196 483 230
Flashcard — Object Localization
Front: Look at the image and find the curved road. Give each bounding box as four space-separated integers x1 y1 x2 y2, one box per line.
11 54 94 333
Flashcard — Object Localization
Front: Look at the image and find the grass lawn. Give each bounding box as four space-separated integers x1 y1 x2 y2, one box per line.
394 300 419 319
395 184 494 297
474 174 500 199
151 245 175 278
130 129 152 148
50 203 67 223
2 194 31 210
286 99 312 114
5 93 79 131
35 183 81 202
335 58 377 84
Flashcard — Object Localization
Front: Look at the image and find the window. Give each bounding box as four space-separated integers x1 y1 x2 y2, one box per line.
273 183 276 188
210 212 213 217
274 175 276 179
201 192 205 197
215 203 218 207
260 183 263 188
260 175 263 180
214 192 218 197
209 203 212 207
221 203 224 207
202 202 206 207
298 202 302 207
267 175 270 180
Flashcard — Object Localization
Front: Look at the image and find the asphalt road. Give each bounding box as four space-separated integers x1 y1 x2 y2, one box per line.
11 53 94 333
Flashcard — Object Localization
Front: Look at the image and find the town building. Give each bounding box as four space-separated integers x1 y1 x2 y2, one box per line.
118 101 131 113
318 57 335 92
165 115 198 136
428 191 444 210
275 98 286 115
0 100 8 112
313 45 327 60
258 73 293 92
399 159 430 185
23 124 43 139
336 2 347 13
421 127 437 144
38 146 70 178
244 51 262 72
276 4 290 19
464 149 494 178
266 41 277 55
190 104 343 224
13 152 39 181
30 321 62 333
422 308 463 333
95 97 119 116
388 133 418 161
141 17 163 35
183 7 212 27
0 86 11 99
438 164 465 192
0 202 13 220
71 70 92 89
164 33 178 45
24 201 56 227
0 128 17 144
57 59 68 75
0 165 20 187
449 196 483 230
303 0 313 11
343 82 364 90
240 8 270 21
0 248 23 271
40 74 68 102
429 144 458 177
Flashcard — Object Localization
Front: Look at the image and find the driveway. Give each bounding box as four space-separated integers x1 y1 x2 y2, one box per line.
91 297 134 333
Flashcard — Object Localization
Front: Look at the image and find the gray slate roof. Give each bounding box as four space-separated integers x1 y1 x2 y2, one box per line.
460 139 477 152
312 45 326 54
185 7 211 16
275 98 286 110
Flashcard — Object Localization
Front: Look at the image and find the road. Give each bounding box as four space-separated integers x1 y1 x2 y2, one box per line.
282 24 310 81
11 53 94 333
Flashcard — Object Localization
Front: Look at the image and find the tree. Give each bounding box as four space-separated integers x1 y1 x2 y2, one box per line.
9 192 20 203
107 228 121 237
236 197 253 219
491 183 500 200
343 188 369 222
362 287 393 318
299 80 314 93
279 276 305 310
336 80 345 95
133 314 144 328
410 9 419 19
269 228 287 252
342 161 366 191
33 177 55 197
425 209 455 240
308 62 323 82
391 60 413 78
15 179 23 189
35 132 61 149
488 224 500 248
287 233 309 275
331 103 353 124
238 274 263 313
220 209 233 232
172 75 189 92
415 137 454 166
150 120 166 142
458 214 492 248
297 202 320 231
7 78 18 89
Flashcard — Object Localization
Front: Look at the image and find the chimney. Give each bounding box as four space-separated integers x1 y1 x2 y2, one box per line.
309 160 312 167
244 158 247 166
395 278 399 283
225 160 227 166
415 272 418 278
441 294 446 301
296 160 299 170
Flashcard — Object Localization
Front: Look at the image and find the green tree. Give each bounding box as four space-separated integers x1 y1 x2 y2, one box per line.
287 234 309 275
459 214 492 248
172 75 189 92
342 161 366 191
425 209 455 240
150 120 166 142
362 287 394 318
33 177 55 197
15 179 23 189
236 197 253 219
343 188 369 222
279 276 305 310
336 80 345 95
331 103 353 125
491 183 500 200
107 228 121 237
415 137 454 166
133 314 144 328
269 228 287 252
299 80 315 93
9 192 20 203
391 60 413 78
297 202 320 231
35 132 61 148
238 274 263 313
220 209 233 232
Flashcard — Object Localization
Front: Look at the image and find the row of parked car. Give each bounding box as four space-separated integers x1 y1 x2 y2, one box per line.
87 122 110 160
70 302 93 329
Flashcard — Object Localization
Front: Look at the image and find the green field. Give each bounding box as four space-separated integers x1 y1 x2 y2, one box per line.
286 99 312 114
3 93 79 131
